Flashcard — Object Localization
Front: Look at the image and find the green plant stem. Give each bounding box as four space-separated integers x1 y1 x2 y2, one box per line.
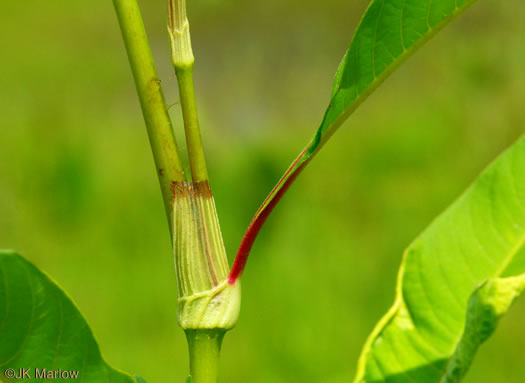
185 330 224 383
168 0 208 182
175 66 208 182
113 0 185 235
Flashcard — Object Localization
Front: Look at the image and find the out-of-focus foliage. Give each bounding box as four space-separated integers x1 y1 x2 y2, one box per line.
0 1 524 382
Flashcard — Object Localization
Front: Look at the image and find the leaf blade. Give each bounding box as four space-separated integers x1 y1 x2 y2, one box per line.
354 136 525 383
230 0 479 281
0 251 143 383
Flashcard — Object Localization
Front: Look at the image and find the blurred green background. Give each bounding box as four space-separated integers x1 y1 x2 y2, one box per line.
1 0 524 382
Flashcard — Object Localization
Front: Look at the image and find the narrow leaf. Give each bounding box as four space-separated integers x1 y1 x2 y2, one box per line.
354 136 525 383
0 251 143 383
230 0 479 281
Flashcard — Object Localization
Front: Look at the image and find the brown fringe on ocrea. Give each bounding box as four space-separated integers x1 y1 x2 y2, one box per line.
172 181 213 200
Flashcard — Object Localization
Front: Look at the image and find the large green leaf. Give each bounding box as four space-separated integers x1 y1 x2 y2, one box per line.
354 135 525 383
0 251 142 383
230 0 479 281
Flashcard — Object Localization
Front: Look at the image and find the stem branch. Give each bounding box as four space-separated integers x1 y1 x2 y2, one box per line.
113 0 185 234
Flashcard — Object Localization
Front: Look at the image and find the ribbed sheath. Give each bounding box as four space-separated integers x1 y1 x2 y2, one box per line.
168 0 194 67
172 181 240 329
173 181 229 296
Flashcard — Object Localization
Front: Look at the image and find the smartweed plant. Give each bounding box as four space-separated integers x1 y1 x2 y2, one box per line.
1 0 524 382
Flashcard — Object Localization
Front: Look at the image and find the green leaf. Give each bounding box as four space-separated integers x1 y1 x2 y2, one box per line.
0 250 143 383
441 276 525 382
354 135 525 383
230 0 479 281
